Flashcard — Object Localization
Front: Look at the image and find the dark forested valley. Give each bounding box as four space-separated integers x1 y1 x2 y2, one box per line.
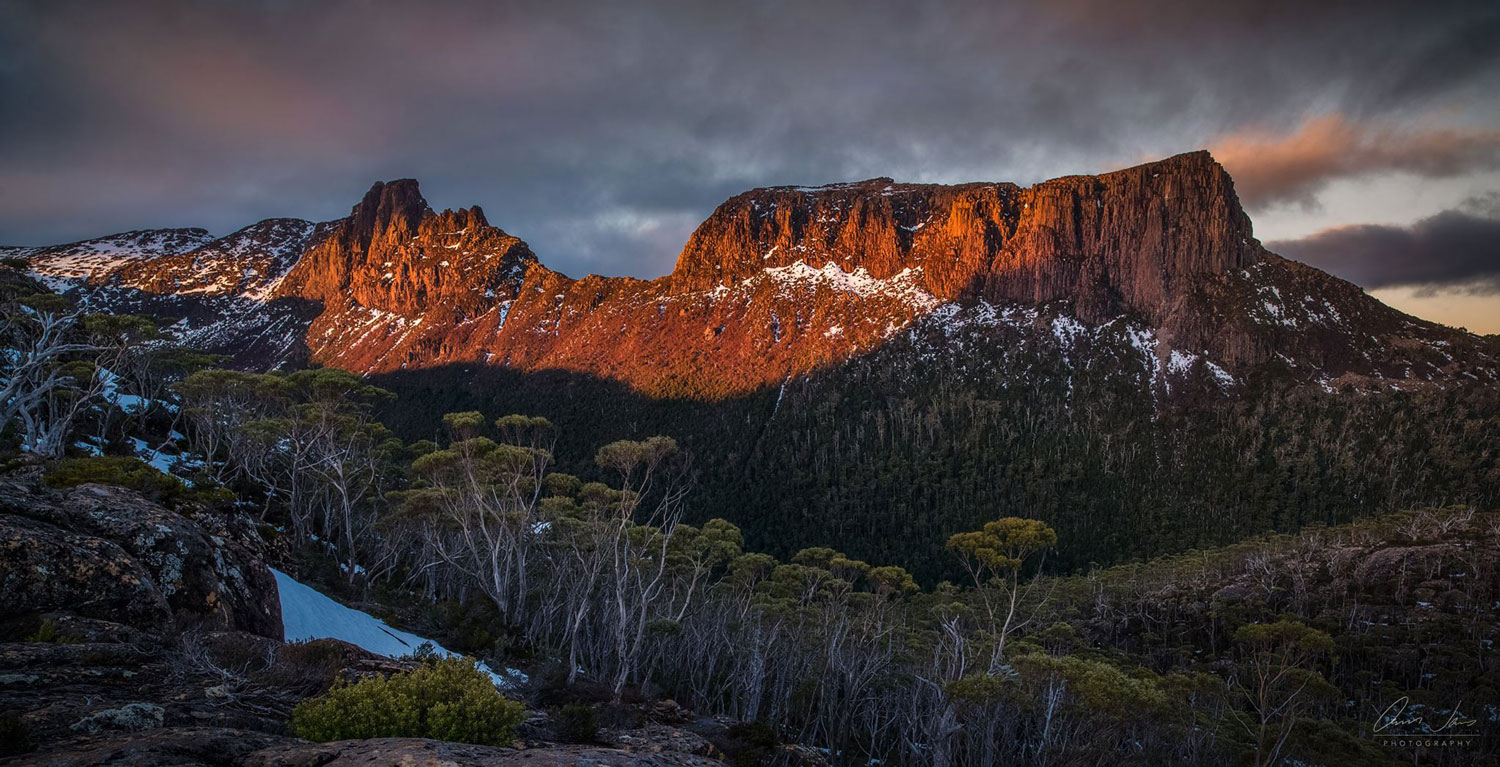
371 311 1500 584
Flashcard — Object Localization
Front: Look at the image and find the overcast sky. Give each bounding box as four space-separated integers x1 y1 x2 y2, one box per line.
2 0 1497 331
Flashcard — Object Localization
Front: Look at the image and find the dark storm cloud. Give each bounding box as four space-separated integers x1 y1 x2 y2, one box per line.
1268 207 1500 294
2 0 1498 279
1351 12 1500 113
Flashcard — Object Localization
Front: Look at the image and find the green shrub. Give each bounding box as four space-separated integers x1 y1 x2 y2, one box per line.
46 455 183 494
722 721 779 767
555 703 599 743
25 618 78 644
291 657 524 745
0 712 34 756
44 455 232 508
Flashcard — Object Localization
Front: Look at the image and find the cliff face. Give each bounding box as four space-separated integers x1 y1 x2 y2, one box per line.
988 151 1259 324
669 178 1019 299
671 151 1258 325
18 152 1498 397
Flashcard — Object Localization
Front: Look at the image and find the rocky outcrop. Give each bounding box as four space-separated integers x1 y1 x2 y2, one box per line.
598 724 720 758
0 474 294 761
19 727 293 767
275 180 535 320
0 480 281 638
22 731 730 767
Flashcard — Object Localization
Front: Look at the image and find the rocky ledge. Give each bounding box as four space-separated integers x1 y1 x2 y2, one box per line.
0 478 282 638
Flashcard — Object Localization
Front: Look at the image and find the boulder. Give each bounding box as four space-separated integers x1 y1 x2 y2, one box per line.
599 724 720 758
0 480 281 638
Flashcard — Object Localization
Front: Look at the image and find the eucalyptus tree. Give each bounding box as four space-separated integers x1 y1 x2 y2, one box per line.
594 436 692 700
395 413 556 622
1231 620 1336 767
175 367 399 580
66 314 157 443
174 369 291 483
946 517 1058 670
0 291 100 456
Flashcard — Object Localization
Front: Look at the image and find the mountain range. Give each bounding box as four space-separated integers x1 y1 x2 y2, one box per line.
8 152 1499 578
7 151 1497 399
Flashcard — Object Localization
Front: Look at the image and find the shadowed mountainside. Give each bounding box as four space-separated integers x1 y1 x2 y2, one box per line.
369 313 1500 584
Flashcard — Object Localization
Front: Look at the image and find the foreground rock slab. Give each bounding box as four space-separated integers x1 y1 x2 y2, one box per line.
244 736 726 767
16 729 730 767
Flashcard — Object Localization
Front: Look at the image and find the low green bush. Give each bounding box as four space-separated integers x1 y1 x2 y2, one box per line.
555 703 599 743
44 455 232 508
25 617 79 644
46 455 183 495
291 656 525 745
0 712 34 756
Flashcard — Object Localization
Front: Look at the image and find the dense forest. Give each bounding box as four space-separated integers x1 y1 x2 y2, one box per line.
372 305 1500 583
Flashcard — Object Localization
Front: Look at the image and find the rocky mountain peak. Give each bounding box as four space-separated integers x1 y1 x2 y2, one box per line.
427 204 489 232
668 151 1258 325
346 179 433 252
273 179 535 344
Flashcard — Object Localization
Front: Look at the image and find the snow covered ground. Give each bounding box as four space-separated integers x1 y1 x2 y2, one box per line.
270 568 526 688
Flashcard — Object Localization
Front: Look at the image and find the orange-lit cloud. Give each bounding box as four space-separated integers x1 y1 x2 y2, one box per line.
1213 115 1500 210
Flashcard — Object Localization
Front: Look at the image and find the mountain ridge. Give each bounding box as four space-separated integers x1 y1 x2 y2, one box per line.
7 151 1497 397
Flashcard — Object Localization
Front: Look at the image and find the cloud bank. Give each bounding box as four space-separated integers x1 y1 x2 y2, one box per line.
2 0 1498 280
1213 116 1500 210
1268 206 1500 294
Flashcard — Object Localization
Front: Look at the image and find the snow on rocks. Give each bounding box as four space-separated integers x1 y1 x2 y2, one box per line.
11 228 215 286
902 299 1238 395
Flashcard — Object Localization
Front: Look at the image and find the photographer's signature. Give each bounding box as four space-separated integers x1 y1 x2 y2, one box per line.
1373 696 1478 740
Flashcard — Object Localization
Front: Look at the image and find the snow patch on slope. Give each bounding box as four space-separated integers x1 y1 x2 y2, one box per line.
906 300 1239 395
272 568 525 687
760 261 939 310
18 229 214 287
